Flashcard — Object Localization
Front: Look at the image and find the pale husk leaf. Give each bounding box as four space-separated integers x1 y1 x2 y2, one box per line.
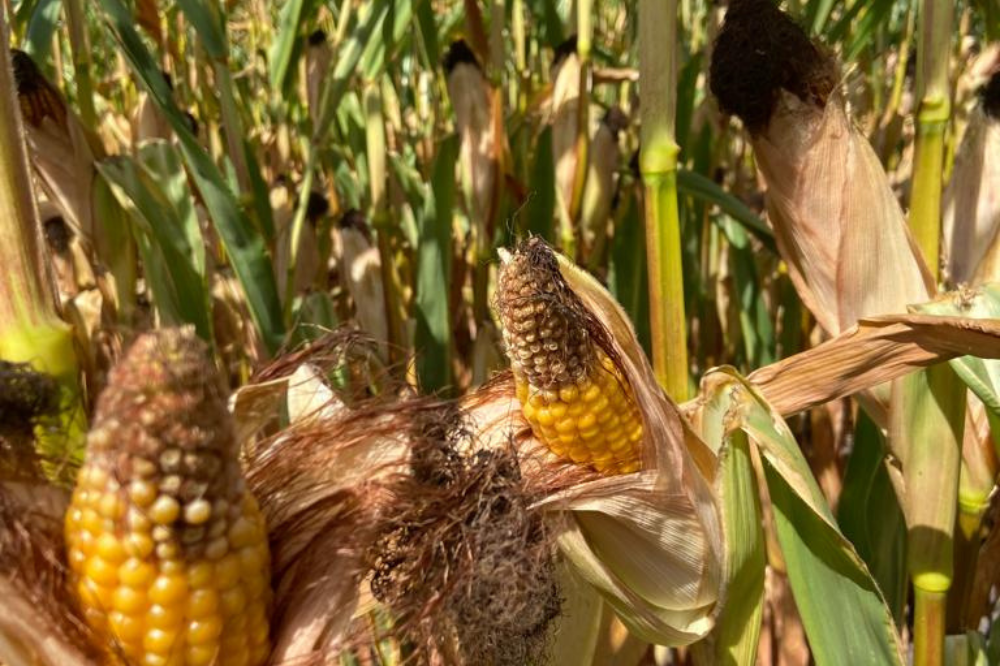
754 91 932 335
943 108 1000 285
447 59 497 230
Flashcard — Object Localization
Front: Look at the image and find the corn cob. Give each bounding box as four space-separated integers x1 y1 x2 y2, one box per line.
497 238 642 475
64 329 271 666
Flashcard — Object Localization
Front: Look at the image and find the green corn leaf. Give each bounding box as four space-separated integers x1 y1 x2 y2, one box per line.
524 126 557 243
837 411 908 626
414 135 458 394
691 429 765 666
313 2 389 144
96 143 213 343
701 368 906 666
608 188 651 357
99 0 285 353
175 0 227 60
22 0 61 67
360 0 418 80
269 0 314 92
677 169 775 252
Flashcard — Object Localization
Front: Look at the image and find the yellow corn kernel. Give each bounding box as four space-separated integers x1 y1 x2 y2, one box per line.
65 330 272 665
511 349 643 474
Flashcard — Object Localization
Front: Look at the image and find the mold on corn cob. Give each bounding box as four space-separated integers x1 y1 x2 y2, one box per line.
497 238 643 475
64 329 271 666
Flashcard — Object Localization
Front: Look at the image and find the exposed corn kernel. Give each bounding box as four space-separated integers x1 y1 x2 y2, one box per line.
498 239 644 474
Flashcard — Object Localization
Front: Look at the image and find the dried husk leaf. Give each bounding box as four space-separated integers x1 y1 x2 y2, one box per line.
306 31 332 126
709 1 932 336
744 311 1000 419
753 90 933 334
551 39 581 226
333 214 388 359
943 105 1000 285
445 41 499 233
12 50 103 245
246 393 413 662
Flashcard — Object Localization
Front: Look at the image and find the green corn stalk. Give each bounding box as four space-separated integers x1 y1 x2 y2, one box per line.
904 4 958 665
63 0 96 130
909 0 952 278
638 0 688 400
0 25 86 482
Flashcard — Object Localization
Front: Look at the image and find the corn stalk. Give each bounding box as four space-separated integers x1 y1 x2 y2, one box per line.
905 4 957 665
638 0 687 399
0 15 86 480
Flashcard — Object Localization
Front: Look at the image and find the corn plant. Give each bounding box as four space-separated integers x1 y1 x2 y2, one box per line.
2 1 1000 665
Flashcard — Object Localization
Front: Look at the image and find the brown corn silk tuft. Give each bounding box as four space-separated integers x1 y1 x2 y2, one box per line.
239 335 577 664
496 237 644 474
368 403 561 665
64 329 272 666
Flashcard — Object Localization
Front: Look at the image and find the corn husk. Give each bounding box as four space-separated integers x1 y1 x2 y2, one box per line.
306 30 332 127
550 39 623 263
710 3 933 339
332 212 388 358
11 49 102 245
944 73 1000 285
753 90 933 334
551 39 582 231
445 40 499 234
491 240 726 645
271 181 320 298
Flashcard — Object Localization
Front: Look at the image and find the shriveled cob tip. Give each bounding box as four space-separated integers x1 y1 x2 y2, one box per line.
65 329 271 666
496 238 643 475
708 0 839 133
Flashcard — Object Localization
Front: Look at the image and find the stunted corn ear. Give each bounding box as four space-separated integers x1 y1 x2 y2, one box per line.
497 238 642 474
65 329 272 666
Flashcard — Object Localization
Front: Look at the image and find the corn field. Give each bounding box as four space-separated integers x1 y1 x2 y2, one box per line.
1 0 1000 664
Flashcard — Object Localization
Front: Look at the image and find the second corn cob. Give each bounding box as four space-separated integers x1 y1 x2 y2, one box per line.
497 238 643 475
64 329 271 666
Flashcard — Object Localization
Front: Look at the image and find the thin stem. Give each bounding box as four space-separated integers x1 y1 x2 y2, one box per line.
638 0 687 399
913 589 946 666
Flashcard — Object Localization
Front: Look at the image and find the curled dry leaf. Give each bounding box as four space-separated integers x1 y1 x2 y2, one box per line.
745 311 1000 419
